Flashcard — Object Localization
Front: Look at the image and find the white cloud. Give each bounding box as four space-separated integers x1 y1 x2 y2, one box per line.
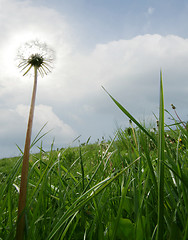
61 34 188 108
16 104 76 143
52 34 188 131
0 104 76 157
17 104 75 134
1 0 188 157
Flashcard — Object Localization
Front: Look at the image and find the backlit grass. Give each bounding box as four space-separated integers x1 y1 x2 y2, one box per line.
0 74 188 239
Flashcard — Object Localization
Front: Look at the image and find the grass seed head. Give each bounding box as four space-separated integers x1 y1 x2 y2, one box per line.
171 104 176 110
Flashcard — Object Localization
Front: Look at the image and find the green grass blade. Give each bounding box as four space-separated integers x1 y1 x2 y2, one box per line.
27 156 53 206
60 211 79 240
112 175 130 240
47 157 140 240
30 123 51 148
0 156 22 201
83 134 117 192
79 145 85 191
142 136 158 191
157 70 165 240
102 86 156 144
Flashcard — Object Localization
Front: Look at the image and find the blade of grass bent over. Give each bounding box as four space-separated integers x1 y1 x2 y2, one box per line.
102 85 157 190
102 86 156 144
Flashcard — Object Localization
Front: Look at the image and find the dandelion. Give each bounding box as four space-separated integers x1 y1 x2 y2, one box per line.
16 40 54 240
17 39 54 76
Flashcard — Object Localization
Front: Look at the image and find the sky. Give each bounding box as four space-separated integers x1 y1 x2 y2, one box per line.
1 0 188 158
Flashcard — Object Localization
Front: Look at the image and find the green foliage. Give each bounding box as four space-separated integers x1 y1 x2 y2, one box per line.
0 74 188 239
0 156 20 177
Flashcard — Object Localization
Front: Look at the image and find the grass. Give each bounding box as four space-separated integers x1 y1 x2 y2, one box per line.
0 74 188 239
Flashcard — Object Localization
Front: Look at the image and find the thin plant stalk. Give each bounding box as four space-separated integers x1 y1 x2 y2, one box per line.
156 71 165 240
15 40 54 239
16 66 38 240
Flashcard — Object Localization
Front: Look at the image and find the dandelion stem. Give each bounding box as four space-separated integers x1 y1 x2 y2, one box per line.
16 66 38 240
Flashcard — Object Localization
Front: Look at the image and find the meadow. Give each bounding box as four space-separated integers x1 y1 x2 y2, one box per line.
0 76 188 239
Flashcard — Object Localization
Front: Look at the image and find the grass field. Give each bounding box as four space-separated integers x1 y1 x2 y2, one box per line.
0 76 188 239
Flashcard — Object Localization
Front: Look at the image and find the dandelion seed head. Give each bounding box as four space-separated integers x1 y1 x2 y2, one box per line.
17 40 55 77
28 54 44 67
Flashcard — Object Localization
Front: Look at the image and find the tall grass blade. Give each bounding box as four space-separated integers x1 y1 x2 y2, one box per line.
102 85 158 192
156 70 165 240
79 145 85 191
